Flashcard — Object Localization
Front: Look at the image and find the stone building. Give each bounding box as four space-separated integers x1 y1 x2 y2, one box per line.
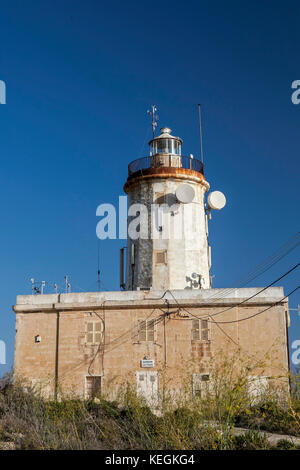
13 124 290 402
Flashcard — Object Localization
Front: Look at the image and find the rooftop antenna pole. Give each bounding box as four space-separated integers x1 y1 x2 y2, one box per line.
64 275 68 293
147 105 158 138
30 278 35 295
198 104 204 166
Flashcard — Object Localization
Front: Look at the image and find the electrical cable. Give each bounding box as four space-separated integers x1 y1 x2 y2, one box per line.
168 284 299 325
103 312 166 355
210 284 300 324
159 262 299 322
143 232 300 307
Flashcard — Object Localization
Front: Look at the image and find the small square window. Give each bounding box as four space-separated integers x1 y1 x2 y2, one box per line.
156 251 167 265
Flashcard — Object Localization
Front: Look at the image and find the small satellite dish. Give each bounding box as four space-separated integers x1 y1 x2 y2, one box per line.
207 191 226 210
175 184 195 204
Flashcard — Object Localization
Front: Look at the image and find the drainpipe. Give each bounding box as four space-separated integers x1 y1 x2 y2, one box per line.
54 310 60 400
285 309 292 396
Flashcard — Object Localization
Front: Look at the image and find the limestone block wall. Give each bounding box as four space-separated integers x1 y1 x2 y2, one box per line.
13 288 290 400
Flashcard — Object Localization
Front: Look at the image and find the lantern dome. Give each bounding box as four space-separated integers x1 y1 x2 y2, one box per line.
149 127 182 156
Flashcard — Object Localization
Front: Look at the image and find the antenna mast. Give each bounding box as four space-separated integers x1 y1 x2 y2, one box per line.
147 105 158 138
198 104 204 165
64 275 69 293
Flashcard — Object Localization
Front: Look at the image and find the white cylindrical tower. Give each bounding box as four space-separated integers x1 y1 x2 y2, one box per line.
124 127 211 291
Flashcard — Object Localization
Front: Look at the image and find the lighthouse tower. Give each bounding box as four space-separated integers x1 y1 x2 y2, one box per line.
124 125 212 291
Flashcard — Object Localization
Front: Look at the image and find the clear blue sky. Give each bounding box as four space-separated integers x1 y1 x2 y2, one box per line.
0 0 299 375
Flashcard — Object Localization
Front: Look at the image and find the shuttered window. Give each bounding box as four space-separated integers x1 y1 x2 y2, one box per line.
191 319 210 341
201 320 209 341
85 321 103 345
138 319 155 342
191 319 200 340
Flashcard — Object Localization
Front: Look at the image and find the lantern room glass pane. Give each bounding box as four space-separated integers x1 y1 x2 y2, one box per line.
157 139 167 153
150 138 181 155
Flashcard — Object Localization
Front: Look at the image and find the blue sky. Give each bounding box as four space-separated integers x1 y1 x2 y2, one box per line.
0 0 299 375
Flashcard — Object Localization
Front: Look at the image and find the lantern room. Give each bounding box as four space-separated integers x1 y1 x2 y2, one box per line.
149 127 182 156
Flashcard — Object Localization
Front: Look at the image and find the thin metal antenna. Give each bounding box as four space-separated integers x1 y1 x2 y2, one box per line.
64 275 68 293
147 105 158 138
41 281 45 295
198 104 204 165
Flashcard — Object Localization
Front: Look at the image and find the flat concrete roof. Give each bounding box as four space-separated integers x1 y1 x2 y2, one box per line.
13 287 286 313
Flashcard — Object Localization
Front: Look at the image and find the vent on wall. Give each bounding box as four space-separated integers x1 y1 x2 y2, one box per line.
155 250 167 265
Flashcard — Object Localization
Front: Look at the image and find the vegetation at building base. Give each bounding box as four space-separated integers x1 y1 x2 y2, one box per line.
0 363 299 450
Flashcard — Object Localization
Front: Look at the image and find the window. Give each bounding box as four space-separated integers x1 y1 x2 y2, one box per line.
155 250 167 265
192 373 211 398
85 321 103 345
138 319 155 342
157 139 168 154
201 320 209 340
191 319 210 341
85 376 101 399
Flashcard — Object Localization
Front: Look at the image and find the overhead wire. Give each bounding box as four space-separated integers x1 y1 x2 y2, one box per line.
210 284 300 325
166 283 300 325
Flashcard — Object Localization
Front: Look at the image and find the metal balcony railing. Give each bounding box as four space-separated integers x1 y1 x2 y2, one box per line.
128 155 204 177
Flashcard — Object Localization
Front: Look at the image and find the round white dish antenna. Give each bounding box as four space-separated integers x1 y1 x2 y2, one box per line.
175 184 195 204
207 191 226 210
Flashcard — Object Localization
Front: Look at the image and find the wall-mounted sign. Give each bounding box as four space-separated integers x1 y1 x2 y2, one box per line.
140 359 154 368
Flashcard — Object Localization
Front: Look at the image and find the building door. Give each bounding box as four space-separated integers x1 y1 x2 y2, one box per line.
247 375 269 403
85 376 102 399
136 371 158 408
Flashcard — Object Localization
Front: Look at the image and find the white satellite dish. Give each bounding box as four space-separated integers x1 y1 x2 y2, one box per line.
207 191 226 210
175 184 195 204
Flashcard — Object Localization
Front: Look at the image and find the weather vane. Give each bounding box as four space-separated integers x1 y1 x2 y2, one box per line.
147 105 159 138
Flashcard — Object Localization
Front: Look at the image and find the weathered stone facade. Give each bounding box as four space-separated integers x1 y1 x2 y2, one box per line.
124 173 211 291
13 288 290 401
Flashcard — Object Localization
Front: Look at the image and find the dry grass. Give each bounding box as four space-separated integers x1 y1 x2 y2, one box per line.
0 361 299 450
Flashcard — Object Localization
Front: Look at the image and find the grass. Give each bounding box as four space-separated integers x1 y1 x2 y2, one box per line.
0 369 299 450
